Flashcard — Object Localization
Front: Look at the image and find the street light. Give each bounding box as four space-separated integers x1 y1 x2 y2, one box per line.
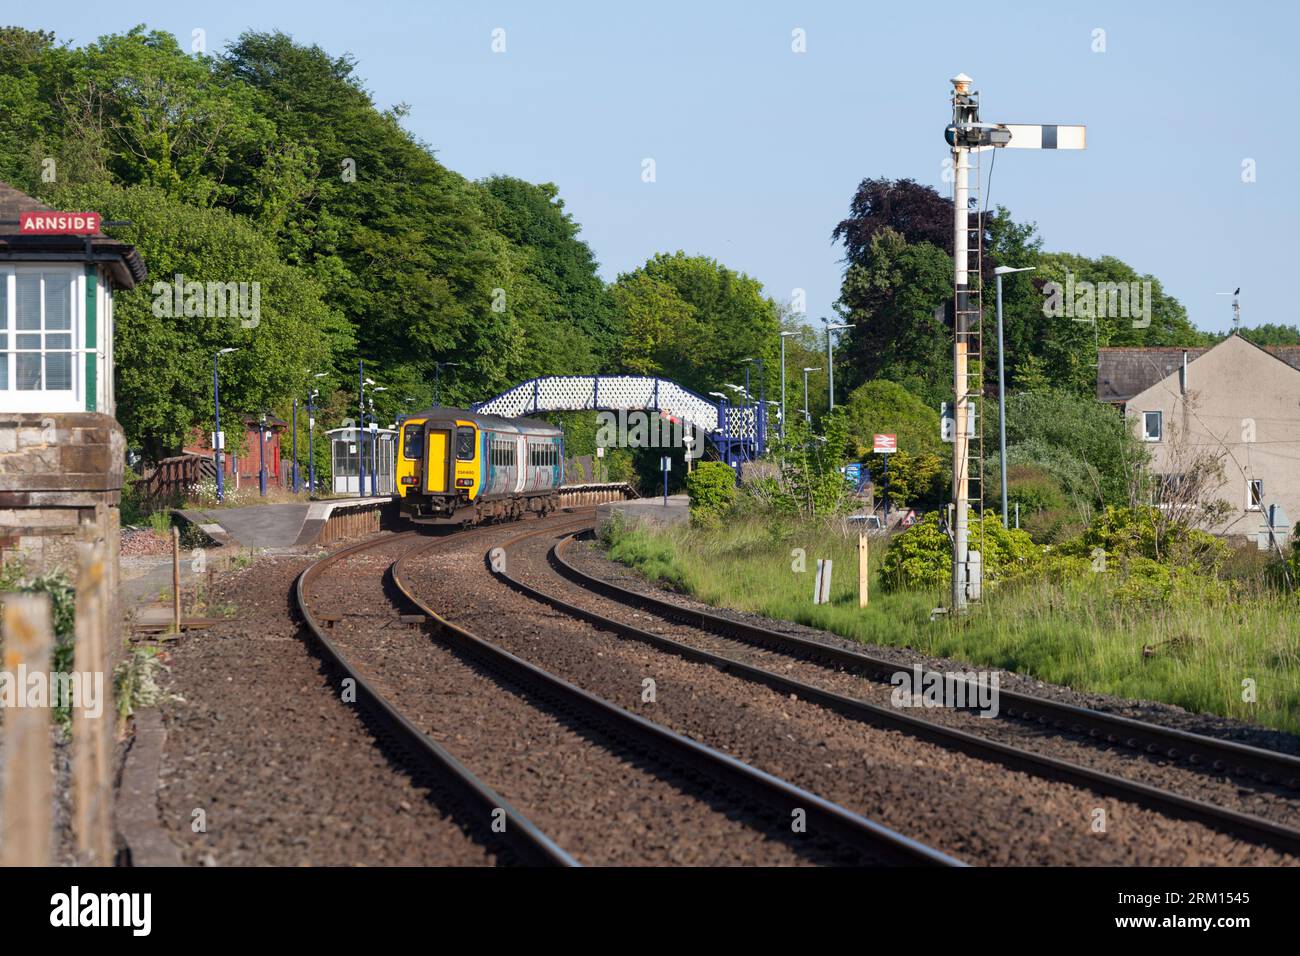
305 373 328 498
213 348 240 502
824 321 850 410
370 387 388 495
802 367 822 423
257 410 268 498
779 331 799 437
993 265 1035 526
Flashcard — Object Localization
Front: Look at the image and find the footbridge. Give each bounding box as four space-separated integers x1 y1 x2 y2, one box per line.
472 375 767 465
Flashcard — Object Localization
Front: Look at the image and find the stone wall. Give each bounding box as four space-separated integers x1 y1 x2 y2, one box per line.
0 413 124 569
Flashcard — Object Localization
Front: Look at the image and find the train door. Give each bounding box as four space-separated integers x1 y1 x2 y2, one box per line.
425 428 452 493
515 435 527 493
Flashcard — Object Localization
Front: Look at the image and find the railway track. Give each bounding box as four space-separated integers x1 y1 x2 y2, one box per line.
295 528 577 867
488 521 1300 858
299 514 960 866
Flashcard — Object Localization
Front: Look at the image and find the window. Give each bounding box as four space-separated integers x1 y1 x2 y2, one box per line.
1248 479 1264 512
456 426 475 460
1142 410 1162 442
402 423 423 459
0 269 77 405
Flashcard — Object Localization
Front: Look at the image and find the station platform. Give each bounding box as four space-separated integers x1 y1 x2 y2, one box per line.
176 497 392 549
597 493 690 530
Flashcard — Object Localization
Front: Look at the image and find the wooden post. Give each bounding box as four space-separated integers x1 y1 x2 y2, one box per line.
171 525 181 633
73 537 112 865
1 592 54 866
858 533 869 608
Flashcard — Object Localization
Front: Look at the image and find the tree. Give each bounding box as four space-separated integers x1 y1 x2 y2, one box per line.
842 379 944 459
1001 388 1145 517
479 176 618 365
835 228 953 405
55 181 351 457
611 252 780 397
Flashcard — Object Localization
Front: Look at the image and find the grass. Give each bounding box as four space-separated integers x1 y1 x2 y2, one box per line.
602 514 1300 736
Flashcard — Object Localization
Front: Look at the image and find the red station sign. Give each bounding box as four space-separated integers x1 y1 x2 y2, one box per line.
19 211 101 235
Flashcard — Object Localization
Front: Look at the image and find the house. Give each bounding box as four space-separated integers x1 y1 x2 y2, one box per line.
1097 336 1300 542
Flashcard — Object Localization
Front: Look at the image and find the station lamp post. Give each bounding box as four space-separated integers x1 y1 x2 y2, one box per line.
306 372 328 498
993 265 1034 526
824 321 850 410
257 411 268 498
802 367 821 423
778 331 798 437
370 386 387 495
213 347 240 502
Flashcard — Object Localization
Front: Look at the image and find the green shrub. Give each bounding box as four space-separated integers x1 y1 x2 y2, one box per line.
880 512 950 592
685 461 737 527
880 510 1045 594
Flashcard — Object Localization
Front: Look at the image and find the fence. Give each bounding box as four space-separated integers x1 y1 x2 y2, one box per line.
141 454 215 504
0 510 115 866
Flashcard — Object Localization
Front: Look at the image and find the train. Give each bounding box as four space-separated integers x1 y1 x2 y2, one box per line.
395 407 565 523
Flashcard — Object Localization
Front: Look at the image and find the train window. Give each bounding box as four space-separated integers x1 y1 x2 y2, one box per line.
402 424 423 459
456 427 475 461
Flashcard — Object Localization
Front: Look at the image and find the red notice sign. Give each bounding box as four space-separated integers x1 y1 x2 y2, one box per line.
19 211 101 235
873 433 897 454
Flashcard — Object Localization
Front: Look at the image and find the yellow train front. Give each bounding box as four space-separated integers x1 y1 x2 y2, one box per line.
395 408 565 523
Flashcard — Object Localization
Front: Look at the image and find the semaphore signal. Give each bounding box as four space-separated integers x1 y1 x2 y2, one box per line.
944 73 1085 612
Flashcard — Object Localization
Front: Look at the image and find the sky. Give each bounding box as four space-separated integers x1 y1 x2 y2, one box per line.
15 0 1298 335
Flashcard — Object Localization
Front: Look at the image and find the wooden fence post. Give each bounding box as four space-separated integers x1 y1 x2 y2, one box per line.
74 537 113 865
1 592 54 866
858 533 869 608
171 525 181 633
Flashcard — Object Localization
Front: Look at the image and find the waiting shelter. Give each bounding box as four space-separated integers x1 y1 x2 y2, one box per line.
327 425 396 495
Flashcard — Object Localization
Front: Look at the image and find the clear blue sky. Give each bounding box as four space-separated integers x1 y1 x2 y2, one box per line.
18 0 1297 334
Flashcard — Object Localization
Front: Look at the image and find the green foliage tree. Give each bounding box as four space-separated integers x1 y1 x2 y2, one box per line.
870 450 944 511
685 461 738 527
55 181 351 457
879 510 1042 594
1001 387 1145 516
842 379 943 458
611 252 780 397
768 411 851 518
835 229 952 407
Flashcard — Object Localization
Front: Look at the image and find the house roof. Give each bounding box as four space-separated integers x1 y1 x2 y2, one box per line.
0 181 147 289
1097 340 1300 403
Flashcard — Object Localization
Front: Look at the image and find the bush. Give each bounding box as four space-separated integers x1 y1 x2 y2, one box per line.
880 512 950 592
880 510 1043 594
685 461 738 527
1058 505 1228 574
